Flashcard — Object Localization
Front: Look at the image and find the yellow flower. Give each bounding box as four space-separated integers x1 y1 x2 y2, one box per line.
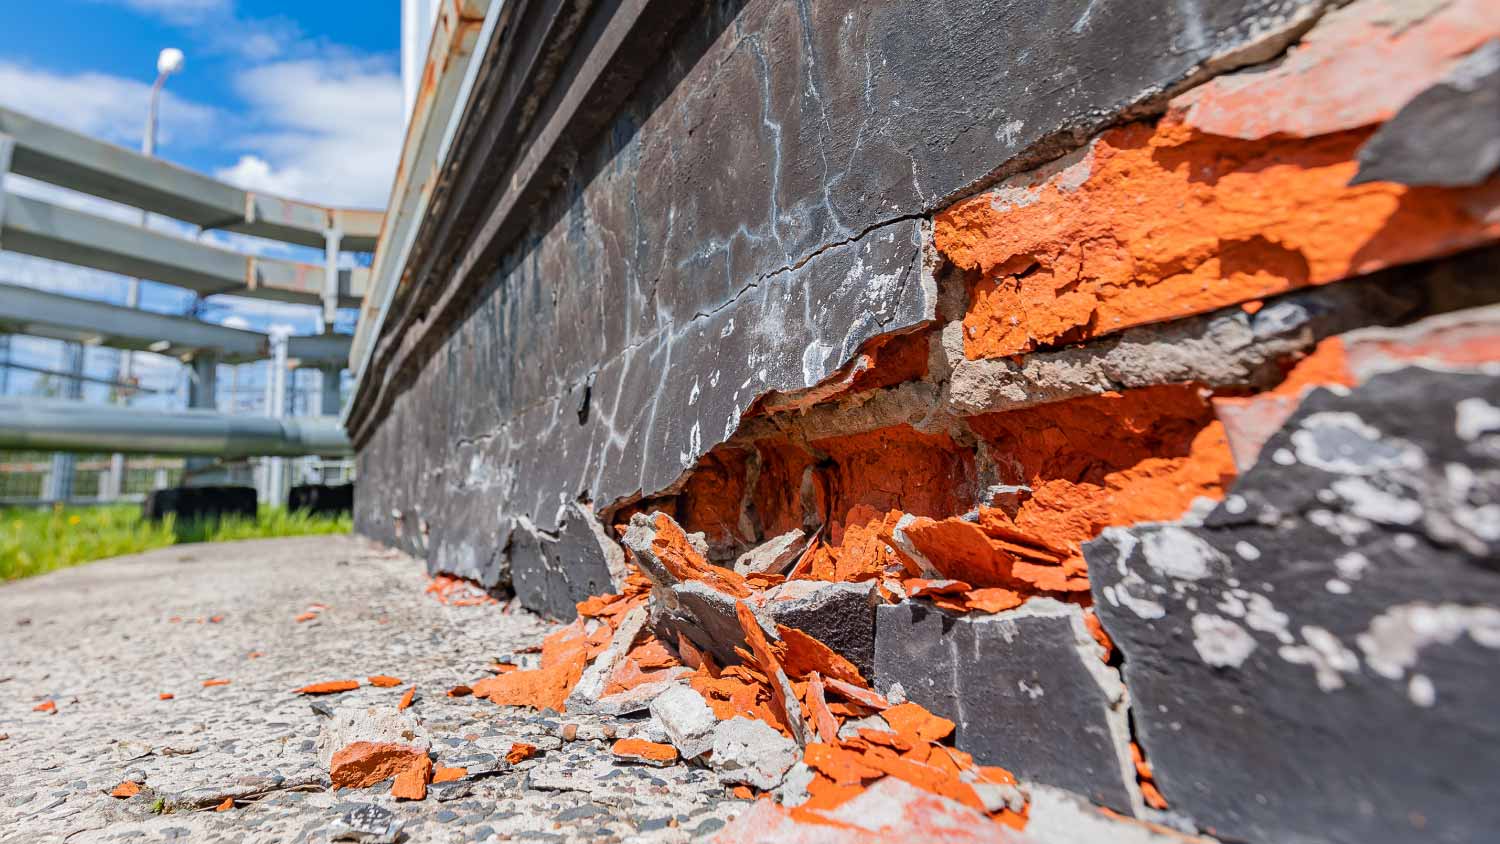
68 515 82 526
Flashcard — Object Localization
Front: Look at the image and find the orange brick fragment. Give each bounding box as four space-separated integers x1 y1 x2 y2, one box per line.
214 797 233 812
776 626 865 686
472 649 587 713
506 742 538 764
822 677 889 710
611 738 679 765
732 785 754 800
208 615 224 624
330 742 429 789
964 587 1025 614
800 772 866 812
804 743 884 787
398 686 415 711
882 702 955 744
432 766 467 783
803 674 840 745
202 679 231 688
110 781 141 798
902 578 972 598
735 601 797 736
158 693 174 701
1085 612 1114 662
649 513 752 597
294 612 318 623
295 680 360 695
33 700 56 713
390 755 432 801
447 684 473 697
368 675 403 687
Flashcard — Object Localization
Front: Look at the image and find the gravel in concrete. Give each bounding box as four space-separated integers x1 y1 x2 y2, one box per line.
0 536 748 844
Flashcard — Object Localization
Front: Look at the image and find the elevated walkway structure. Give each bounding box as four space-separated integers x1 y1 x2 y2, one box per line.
0 102 384 502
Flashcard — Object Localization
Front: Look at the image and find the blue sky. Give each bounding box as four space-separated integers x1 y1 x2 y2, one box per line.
0 0 407 411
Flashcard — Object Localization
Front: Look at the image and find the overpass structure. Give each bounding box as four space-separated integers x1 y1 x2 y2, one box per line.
0 103 379 501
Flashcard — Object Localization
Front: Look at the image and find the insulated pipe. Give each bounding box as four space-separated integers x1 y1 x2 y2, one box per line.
0 397 351 457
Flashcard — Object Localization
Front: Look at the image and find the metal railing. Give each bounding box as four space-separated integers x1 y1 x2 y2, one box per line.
0 104 383 506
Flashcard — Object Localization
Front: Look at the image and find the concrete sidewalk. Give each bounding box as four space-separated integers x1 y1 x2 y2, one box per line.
0 536 740 844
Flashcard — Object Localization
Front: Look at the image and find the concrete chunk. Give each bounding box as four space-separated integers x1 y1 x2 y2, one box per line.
649 684 718 759
709 716 798 791
733 529 807 575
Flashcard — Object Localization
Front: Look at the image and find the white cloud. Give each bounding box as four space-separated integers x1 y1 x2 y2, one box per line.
0 61 218 150
215 57 402 208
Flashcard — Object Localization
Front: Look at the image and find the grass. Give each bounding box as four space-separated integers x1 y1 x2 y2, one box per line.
1 504 352 581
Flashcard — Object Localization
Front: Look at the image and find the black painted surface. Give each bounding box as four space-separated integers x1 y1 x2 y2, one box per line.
1088 368 1500 844
874 600 1134 812
356 0 1328 593
1353 39 1500 188
287 483 354 517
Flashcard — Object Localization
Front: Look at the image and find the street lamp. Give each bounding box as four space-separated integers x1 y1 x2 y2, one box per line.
107 47 184 501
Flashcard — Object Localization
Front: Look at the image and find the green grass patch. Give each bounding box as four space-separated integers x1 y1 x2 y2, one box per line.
1 504 352 581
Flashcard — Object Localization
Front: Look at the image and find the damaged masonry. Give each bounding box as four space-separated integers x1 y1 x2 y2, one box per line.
343 0 1500 842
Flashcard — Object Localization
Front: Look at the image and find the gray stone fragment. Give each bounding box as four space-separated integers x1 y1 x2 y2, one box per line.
591 673 691 716
1088 368 1500 844
1023 786 1208 844
774 762 816 808
836 715 892 741
764 580 880 681
510 503 626 621
327 804 403 844
873 599 1134 813
648 685 718 760
566 608 647 713
709 717 798 791
732 530 806 576
1353 39 1500 188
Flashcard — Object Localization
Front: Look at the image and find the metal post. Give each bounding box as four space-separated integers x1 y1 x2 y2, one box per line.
44 342 84 502
0 132 13 251
184 353 218 474
266 333 289 508
323 226 343 330
319 367 341 416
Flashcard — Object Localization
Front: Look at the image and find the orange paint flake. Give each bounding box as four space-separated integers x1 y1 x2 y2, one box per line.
158 693 174 701
398 686 416 711
214 797 234 812
732 785 754 800
110 781 141 798
367 675 402 687
294 612 318 623
776 626 866 687
1142 780 1169 811
447 684 473 697
33 700 56 713
801 772 866 812
882 702 955 744
627 637 680 671
295 680 361 695
202 679 231 688
611 738 680 764
505 742 538 764
937 114 1500 361
432 766 467 783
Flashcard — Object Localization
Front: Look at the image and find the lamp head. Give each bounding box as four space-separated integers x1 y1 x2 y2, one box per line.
156 48 185 77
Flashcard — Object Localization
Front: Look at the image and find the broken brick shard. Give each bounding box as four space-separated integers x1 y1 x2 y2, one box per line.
329 742 430 790
296 680 361 695
610 738 679 767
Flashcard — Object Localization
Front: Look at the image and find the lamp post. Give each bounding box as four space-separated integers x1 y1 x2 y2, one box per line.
106 48 183 500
